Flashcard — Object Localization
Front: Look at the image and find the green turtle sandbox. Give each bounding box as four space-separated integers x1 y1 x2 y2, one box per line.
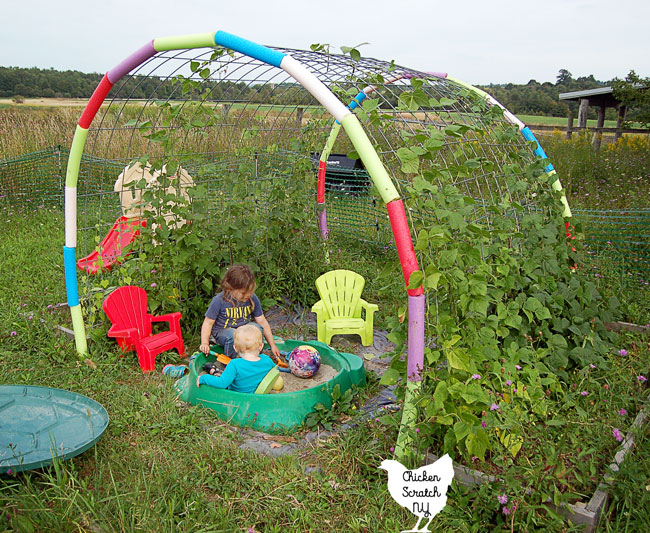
0 385 109 474
174 340 365 433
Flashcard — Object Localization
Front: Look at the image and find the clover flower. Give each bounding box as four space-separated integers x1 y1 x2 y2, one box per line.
618 349 628 356
472 374 481 380
638 375 647 383
618 408 627 416
490 403 500 411
497 494 508 505
612 428 623 442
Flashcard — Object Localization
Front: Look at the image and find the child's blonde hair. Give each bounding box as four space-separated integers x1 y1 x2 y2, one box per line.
221 264 257 311
233 324 263 354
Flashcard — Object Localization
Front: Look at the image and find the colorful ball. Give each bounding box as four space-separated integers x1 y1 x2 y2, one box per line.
288 345 321 378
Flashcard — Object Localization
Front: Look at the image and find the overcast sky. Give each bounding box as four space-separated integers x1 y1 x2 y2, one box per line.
1 0 648 85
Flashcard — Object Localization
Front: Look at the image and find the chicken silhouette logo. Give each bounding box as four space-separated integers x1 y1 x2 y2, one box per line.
379 454 454 532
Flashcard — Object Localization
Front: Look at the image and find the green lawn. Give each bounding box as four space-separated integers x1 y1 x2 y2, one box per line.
518 114 622 128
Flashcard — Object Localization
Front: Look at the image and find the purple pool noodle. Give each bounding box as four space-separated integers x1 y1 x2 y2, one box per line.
407 294 425 381
107 41 156 84
318 207 329 239
403 71 447 80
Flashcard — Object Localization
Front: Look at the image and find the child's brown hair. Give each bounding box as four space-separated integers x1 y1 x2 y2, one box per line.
221 264 257 309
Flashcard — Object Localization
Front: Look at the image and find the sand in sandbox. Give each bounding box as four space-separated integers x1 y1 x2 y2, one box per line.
272 363 339 393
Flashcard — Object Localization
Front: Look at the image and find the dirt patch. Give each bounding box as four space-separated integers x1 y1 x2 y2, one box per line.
273 363 339 394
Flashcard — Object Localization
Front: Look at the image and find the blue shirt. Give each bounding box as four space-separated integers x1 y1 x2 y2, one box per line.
198 354 275 393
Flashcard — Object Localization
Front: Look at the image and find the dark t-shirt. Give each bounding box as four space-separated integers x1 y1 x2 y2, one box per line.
205 292 263 333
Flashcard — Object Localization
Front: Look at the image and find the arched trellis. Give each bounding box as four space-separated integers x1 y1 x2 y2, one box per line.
64 31 572 460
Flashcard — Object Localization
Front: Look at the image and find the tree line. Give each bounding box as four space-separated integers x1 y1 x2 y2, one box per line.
477 69 612 120
2 65 643 122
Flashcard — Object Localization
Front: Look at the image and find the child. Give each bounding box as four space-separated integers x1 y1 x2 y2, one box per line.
197 323 276 393
199 264 281 359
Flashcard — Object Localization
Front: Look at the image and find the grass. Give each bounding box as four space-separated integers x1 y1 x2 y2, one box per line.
518 114 623 129
1 103 650 530
598 419 650 532
1 200 649 531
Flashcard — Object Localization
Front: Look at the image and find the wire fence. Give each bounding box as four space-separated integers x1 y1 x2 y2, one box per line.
571 208 650 289
3 147 650 293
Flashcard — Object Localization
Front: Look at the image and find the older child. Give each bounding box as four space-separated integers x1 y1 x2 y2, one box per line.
197 323 275 393
199 264 280 359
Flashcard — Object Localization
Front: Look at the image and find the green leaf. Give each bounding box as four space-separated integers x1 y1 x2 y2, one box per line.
453 420 472 441
407 270 424 290
549 334 568 350
424 272 442 290
461 383 489 404
466 429 489 460
429 97 457 107
524 297 543 312
433 381 449 410
362 98 379 112
497 427 524 458
447 347 470 372
380 368 401 386
435 414 454 425
396 147 420 174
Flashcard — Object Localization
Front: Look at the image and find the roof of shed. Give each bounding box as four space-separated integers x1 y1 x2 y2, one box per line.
558 87 614 101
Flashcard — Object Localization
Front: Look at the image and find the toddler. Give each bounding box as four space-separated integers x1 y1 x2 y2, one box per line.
197 323 276 393
200 264 280 359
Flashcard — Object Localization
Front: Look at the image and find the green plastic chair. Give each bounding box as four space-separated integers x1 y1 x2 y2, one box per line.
311 269 378 346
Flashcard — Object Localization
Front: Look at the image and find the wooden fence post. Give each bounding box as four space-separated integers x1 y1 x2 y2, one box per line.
567 110 574 139
578 98 589 129
593 104 606 151
296 107 304 129
615 105 626 142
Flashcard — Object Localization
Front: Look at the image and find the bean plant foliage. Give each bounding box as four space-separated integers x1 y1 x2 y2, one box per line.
83 54 325 337
376 79 620 468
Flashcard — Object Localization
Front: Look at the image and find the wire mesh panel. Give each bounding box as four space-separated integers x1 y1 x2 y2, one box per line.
574 208 650 286
52 40 566 341
0 147 65 209
76 46 538 246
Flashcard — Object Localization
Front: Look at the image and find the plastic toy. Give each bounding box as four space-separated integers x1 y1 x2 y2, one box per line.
312 269 378 346
76 163 194 274
175 339 364 433
103 285 185 372
264 349 290 371
287 345 321 378
76 216 146 274
0 385 109 473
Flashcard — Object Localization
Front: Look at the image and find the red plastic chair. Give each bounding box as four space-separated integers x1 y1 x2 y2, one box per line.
103 286 185 372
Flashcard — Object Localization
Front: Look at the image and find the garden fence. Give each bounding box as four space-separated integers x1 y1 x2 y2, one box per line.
2 147 649 292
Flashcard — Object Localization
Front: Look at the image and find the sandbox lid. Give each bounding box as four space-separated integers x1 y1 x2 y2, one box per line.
0 385 109 474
